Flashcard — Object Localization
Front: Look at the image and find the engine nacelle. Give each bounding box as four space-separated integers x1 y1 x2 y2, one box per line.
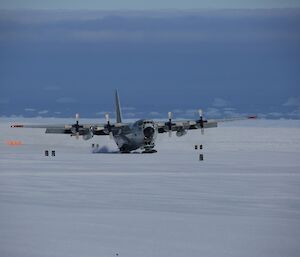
176 129 187 137
82 131 93 140
71 127 77 134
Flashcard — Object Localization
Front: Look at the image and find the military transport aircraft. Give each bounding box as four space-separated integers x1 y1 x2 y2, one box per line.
11 91 256 153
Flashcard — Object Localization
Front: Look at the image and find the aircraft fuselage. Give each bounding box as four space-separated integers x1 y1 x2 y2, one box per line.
113 119 157 153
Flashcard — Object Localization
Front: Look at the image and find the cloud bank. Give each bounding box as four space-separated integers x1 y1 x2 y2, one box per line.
0 9 299 118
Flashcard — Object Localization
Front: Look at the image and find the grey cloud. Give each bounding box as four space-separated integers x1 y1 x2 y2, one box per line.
184 109 198 117
8 114 24 118
206 107 222 117
223 107 236 111
149 111 161 116
124 112 136 118
268 112 283 118
257 113 268 119
173 109 184 114
212 98 229 107
1 1 300 10
0 9 299 119
38 110 49 114
223 110 239 117
96 111 112 116
1 9 299 44
222 107 239 116
283 96 300 107
287 108 300 118
122 106 136 111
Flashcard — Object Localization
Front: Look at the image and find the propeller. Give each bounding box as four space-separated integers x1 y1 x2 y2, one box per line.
197 109 206 135
74 113 80 139
104 113 113 139
165 111 174 137
70 113 95 140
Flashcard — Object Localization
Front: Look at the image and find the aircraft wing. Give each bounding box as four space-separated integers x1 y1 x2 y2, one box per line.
156 115 256 134
11 123 108 136
156 120 218 133
211 115 257 123
11 121 129 137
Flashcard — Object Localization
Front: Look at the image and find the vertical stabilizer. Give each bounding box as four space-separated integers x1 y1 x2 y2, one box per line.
115 90 122 123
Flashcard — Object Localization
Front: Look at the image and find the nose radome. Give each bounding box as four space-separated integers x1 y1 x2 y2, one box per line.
143 127 155 139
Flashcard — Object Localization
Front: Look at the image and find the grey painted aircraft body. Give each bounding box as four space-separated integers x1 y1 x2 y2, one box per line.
11 91 256 153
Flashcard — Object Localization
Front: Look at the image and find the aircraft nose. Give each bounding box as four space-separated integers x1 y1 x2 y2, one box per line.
143 126 155 139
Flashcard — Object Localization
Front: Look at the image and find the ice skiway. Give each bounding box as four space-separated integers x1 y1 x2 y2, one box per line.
1 118 300 257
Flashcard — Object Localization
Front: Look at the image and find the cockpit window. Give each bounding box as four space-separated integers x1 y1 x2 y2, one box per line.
143 120 153 124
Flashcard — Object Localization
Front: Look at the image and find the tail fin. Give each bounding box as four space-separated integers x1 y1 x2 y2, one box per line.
115 90 122 123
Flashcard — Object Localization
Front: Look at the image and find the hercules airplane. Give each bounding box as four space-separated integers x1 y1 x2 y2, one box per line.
11 91 256 153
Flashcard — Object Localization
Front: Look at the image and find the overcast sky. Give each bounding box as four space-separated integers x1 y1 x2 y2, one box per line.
1 0 300 9
0 8 299 119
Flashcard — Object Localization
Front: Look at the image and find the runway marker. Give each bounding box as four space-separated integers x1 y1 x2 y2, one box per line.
6 140 22 146
199 154 204 161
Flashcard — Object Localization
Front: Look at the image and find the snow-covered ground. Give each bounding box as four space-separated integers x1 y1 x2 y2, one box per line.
1 118 300 257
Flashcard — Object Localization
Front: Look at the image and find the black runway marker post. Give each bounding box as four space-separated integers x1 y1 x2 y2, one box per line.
199 153 204 161
194 144 204 161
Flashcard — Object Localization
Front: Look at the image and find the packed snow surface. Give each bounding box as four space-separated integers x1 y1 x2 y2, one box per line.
1 118 300 257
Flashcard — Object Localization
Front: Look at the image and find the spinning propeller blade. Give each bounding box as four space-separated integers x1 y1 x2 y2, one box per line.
198 109 205 135
165 112 173 137
74 113 80 139
105 113 109 123
105 113 113 139
168 111 173 137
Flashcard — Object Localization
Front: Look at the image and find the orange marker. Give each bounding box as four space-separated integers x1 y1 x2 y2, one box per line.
6 140 23 146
